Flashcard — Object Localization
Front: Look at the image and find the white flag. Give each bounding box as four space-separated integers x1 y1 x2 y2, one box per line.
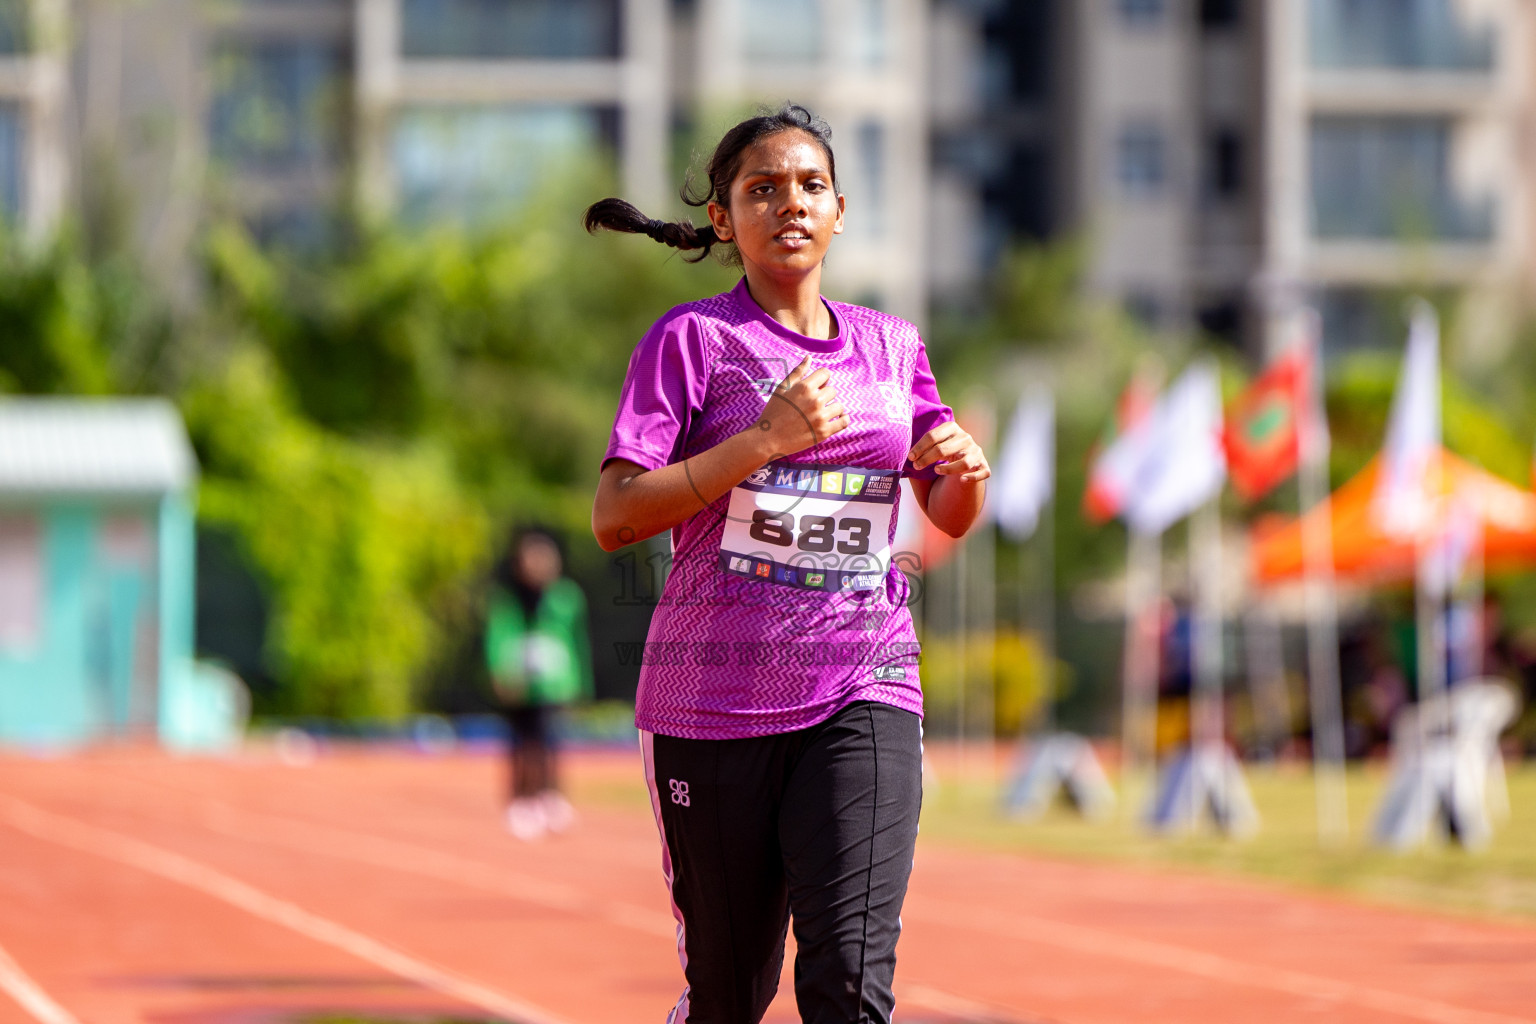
1123 361 1227 536
992 387 1054 540
1373 301 1442 538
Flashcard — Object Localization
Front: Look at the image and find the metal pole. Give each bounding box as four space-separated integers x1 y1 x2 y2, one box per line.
1243 597 1290 758
1120 527 1161 821
1192 496 1225 828
1040 488 1058 735
956 534 968 785
1298 325 1349 843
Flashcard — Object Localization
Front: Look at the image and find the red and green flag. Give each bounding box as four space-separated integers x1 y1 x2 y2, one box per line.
1224 348 1310 503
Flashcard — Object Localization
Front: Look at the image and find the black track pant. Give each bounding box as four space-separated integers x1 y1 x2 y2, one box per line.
642 701 923 1024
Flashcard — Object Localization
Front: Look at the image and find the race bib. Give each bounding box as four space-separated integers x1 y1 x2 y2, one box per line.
719 460 897 592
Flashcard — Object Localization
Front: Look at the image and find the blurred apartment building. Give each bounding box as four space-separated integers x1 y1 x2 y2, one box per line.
0 0 1528 348
931 0 1531 357
0 0 931 318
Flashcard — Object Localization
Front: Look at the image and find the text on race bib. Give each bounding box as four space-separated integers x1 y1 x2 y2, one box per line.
718 460 896 592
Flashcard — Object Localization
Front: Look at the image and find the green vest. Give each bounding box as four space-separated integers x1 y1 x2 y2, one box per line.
485 578 593 706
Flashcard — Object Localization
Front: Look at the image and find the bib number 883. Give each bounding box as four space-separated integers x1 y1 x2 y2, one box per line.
749 510 871 555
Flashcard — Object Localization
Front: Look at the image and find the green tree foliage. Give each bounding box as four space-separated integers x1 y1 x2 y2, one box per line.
0 228 169 396
184 346 487 717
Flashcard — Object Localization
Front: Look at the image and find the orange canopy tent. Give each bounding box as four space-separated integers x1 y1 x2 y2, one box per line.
1252 447 1536 584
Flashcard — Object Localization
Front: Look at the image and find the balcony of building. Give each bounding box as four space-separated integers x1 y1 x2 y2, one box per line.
1304 0 1504 112
1307 0 1495 73
358 0 662 220
1302 110 1511 286
1309 114 1497 242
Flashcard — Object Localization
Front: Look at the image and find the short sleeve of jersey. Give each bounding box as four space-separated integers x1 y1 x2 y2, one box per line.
602 311 710 473
904 338 954 480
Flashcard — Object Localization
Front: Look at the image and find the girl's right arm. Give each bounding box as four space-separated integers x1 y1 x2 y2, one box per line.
592 355 845 551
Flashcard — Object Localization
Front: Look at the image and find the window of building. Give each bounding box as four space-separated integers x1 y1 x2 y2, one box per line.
1206 127 1242 200
1117 124 1165 197
853 119 885 238
1117 0 1165 27
0 102 22 225
1315 287 1399 355
0 516 42 653
392 103 611 223
0 0 27 54
743 0 823 63
401 0 621 60
856 0 888 68
1124 291 1164 329
1196 297 1244 347
983 1 1053 104
209 41 347 174
1199 0 1241 30
1310 114 1492 240
1308 0 1494 71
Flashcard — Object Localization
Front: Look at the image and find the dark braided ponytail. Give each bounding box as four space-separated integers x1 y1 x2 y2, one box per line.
583 102 837 267
582 198 721 263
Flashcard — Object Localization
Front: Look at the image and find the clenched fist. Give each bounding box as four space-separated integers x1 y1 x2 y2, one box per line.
909 421 990 482
755 354 848 457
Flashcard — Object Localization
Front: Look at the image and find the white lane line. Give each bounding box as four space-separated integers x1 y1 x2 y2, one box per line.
154 796 675 940
900 981 1057 1024
908 897 1536 1024
73 764 673 940
0 797 574 1024
0 943 80 1024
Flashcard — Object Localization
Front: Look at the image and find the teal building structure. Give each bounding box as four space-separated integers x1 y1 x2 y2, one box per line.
0 399 201 749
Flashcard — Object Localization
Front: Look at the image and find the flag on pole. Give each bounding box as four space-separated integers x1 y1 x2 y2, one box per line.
1225 347 1310 503
1373 302 1442 538
1422 497 1481 598
1084 367 1160 523
992 387 1054 541
1122 361 1228 536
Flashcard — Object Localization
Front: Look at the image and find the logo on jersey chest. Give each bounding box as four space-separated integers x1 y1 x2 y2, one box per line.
877 382 910 423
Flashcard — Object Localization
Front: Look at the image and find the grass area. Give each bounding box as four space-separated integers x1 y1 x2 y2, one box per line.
574 755 1536 926
918 761 1536 926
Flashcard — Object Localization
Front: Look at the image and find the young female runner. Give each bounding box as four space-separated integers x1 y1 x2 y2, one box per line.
587 103 989 1024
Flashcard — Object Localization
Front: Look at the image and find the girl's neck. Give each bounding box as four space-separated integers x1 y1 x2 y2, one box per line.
741 266 832 339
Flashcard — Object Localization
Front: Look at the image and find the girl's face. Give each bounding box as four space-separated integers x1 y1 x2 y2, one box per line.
707 130 845 282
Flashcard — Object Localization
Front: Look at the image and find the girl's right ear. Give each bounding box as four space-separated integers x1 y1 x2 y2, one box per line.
706 200 733 243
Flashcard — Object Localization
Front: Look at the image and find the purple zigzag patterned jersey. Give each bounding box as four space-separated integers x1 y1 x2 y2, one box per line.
603 277 954 740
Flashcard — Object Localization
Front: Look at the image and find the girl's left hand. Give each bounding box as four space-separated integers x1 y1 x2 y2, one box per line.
907 422 991 482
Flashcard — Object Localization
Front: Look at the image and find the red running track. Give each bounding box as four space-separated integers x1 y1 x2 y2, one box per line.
0 746 1533 1024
